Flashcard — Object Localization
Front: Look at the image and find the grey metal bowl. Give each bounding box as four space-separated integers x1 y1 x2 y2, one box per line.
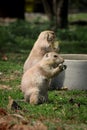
51 54 87 90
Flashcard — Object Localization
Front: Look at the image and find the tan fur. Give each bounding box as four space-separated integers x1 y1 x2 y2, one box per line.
21 52 65 105
23 30 59 73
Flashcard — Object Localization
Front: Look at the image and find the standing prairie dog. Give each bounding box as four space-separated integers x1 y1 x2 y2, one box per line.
23 30 59 72
21 52 66 105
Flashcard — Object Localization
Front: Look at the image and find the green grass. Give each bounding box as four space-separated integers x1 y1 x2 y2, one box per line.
69 13 87 22
0 19 87 54
0 13 87 129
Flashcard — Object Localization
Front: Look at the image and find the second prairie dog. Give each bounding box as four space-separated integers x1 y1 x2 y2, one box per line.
23 30 59 73
21 52 66 105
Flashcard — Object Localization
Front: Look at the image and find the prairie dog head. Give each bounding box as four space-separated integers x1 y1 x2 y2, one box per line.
38 30 55 43
38 30 59 52
42 52 64 67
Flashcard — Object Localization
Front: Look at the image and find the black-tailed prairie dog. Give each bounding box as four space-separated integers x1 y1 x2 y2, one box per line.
23 30 59 72
21 52 66 105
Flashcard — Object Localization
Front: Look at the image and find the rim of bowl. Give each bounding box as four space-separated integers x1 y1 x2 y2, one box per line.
60 54 87 60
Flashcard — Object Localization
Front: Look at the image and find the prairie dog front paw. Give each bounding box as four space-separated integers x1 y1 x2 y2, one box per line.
59 64 67 70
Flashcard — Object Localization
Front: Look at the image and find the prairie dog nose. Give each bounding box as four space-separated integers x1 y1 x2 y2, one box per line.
60 57 64 63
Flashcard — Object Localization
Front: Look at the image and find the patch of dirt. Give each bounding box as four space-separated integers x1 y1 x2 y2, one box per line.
0 70 21 82
0 84 12 90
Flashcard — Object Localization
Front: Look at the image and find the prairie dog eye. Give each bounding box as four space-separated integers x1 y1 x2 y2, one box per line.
54 55 58 58
45 53 49 57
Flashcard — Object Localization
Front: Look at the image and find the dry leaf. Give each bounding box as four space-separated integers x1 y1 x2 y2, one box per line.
0 122 10 130
12 124 33 130
0 72 3 75
60 86 68 91
0 84 12 90
33 121 47 130
7 96 22 110
2 55 8 61
12 121 47 130
0 115 47 130
0 107 48 130
7 96 14 110
0 108 7 116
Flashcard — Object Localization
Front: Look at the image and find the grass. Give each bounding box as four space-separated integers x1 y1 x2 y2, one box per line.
69 13 87 22
0 13 87 129
0 71 87 129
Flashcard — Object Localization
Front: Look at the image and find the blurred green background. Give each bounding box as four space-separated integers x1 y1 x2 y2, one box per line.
0 0 87 54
